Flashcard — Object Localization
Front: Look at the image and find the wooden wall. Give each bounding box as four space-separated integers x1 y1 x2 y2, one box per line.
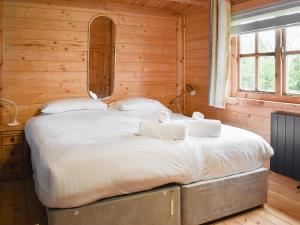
184 3 212 117
184 0 300 143
232 0 283 13
3 0 294 137
1 0 180 124
0 1 3 123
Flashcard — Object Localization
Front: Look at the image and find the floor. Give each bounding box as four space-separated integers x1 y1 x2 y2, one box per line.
0 172 299 225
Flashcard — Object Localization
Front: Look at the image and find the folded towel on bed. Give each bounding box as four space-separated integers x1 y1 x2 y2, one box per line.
139 121 188 140
192 112 204 120
158 110 171 123
187 119 221 137
175 119 221 137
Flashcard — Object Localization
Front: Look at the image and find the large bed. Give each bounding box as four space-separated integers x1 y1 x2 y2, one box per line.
25 106 273 225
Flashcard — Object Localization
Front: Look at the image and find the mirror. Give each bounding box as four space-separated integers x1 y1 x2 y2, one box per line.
88 16 116 99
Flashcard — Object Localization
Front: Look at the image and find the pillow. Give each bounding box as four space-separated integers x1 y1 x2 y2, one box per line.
110 98 170 112
41 98 108 114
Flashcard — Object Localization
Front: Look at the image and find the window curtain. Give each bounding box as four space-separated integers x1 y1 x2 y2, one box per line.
208 0 231 109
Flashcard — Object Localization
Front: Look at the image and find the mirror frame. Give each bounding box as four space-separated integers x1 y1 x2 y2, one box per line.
87 15 116 100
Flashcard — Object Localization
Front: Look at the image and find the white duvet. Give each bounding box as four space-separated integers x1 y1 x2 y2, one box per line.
25 109 273 208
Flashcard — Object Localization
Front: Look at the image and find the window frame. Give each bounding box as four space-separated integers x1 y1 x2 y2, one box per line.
282 28 300 96
231 27 300 104
237 32 276 93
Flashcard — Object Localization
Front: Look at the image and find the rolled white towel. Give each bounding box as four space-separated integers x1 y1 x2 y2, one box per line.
175 119 221 137
158 110 171 123
192 111 204 120
139 121 188 140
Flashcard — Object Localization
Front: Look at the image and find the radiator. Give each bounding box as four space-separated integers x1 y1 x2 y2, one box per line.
271 112 300 181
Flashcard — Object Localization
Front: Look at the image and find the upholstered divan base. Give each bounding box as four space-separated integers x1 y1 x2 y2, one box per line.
181 168 269 225
47 185 180 225
46 168 268 225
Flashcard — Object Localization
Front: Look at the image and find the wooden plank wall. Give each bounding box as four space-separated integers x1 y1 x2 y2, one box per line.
232 0 284 13
184 0 300 143
0 1 3 123
184 3 212 117
1 0 180 124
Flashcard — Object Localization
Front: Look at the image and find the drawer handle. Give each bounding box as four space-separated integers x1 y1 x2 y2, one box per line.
10 151 16 156
10 137 16 142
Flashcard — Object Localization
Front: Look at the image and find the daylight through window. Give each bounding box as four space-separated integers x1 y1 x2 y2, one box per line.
235 24 300 99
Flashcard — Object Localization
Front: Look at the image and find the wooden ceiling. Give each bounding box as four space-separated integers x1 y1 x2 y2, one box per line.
109 0 193 12
7 0 202 13
8 0 252 14
109 0 253 13
110 0 253 10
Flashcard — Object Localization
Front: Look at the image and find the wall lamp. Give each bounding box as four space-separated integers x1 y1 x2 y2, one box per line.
1 98 20 127
170 84 196 112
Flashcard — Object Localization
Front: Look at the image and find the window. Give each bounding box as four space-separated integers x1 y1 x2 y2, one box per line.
232 24 300 103
285 26 300 95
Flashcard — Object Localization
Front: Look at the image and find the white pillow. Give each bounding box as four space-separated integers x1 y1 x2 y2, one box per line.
41 98 108 114
111 98 170 112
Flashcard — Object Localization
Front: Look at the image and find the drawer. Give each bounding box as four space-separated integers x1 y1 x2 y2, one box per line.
2 133 23 146
1 145 23 162
1 161 23 173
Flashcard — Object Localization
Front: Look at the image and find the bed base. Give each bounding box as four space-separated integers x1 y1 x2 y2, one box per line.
47 185 180 225
181 168 269 225
46 168 268 225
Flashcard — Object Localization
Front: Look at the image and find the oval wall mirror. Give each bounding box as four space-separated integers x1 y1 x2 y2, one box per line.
88 16 116 99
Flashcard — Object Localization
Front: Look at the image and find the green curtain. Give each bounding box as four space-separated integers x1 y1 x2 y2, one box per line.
209 0 231 108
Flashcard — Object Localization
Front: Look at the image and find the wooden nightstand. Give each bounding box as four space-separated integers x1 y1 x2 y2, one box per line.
0 125 28 181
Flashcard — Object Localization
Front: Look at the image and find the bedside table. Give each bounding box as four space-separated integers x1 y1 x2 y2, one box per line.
0 125 29 181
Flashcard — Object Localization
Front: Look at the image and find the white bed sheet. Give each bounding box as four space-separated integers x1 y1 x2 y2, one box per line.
25 109 273 208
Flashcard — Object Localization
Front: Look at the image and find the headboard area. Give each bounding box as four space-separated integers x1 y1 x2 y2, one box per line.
0 0 186 125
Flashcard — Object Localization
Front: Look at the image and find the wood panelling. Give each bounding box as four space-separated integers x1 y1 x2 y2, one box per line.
0 1 3 123
110 0 193 12
231 0 251 4
6 0 194 13
184 0 300 143
184 3 212 116
232 0 283 13
2 0 294 137
5 0 183 17
1 0 181 124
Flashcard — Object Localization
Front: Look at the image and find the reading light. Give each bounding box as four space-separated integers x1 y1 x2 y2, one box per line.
186 84 196 96
1 98 20 127
170 84 196 112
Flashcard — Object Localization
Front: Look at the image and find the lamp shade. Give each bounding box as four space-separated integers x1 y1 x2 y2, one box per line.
1 98 20 127
186 84 196 96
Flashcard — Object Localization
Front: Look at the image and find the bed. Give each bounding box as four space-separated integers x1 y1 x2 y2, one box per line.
25 105 273 225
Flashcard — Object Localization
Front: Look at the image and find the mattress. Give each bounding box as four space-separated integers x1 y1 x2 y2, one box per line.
25 109 273 208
